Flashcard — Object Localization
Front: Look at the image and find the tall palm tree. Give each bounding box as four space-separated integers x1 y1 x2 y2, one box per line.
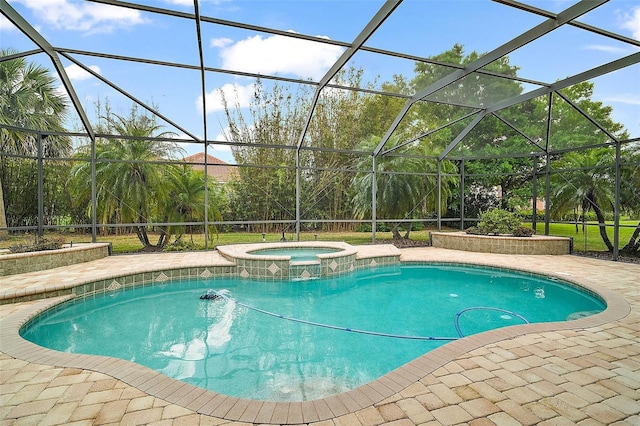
0 49 70 238
160 165 222 247
70 110 180 248
620 144 640 255
550 148 616 251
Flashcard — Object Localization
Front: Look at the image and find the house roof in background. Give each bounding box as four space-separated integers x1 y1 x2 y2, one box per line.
183 152 236 183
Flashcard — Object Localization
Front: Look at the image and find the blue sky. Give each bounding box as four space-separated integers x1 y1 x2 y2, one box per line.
1 0 639 163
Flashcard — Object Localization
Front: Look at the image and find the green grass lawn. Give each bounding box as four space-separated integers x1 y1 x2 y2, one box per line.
2 221 636 254
0 229 432 254
533 220 637 252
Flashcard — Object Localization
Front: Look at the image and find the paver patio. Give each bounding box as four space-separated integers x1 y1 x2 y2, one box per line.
1 247 639 425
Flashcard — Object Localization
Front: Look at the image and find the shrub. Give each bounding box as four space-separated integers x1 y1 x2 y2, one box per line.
356 223 372 232
512 226 535 237
517 209 545 221
465 226 489 235
9 236 65 253
163 239 199 252
476 208 522 235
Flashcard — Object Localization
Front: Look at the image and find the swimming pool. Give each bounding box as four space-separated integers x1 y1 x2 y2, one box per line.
21 263 605 402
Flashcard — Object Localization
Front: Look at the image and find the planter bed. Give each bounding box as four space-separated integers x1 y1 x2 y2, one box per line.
1 243 111 276
430 231 571 255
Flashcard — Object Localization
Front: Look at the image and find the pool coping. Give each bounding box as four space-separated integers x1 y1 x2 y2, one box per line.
0 248 634 424
217 241 365 279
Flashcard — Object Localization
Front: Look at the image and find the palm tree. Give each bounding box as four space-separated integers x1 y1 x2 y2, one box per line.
550 148 616 251
352 135 457 239
70 109 180 248
0 48 70 238
620 144 640 255
160 165 223 247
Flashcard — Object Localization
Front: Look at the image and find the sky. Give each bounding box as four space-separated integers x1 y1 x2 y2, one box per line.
1 0 639 164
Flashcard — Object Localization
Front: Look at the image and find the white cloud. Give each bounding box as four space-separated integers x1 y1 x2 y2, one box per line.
212 31 344 80
198 82 256 114
600 93 640 106
164 0 232 6
583 44 630 54
620 5 640 40
210 37 232 48
163 0 193 6
213 131 229 142
0 14 16 32
12 0 146 34
65 63 101 81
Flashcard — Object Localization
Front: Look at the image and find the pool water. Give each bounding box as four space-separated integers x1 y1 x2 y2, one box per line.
22 264 605 402
248 247 341 261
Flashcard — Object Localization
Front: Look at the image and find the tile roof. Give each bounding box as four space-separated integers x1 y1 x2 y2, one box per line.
183 152 236 183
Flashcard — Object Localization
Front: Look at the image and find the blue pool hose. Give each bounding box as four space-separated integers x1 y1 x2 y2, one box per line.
204 290 529 341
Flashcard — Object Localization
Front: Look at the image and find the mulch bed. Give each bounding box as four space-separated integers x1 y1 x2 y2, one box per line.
573 251 640 264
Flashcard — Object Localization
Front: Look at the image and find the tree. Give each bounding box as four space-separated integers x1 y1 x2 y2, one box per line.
303 68 387 231
546 82 633 254
221 79 308 233
221 69 415 233
551 143 640 256
411 44 539 213
619 143 640 255
352 135 456 239
70 106 180 248
550 83 627 150
0 49 70 238
551 148 616 251
159 165 224 246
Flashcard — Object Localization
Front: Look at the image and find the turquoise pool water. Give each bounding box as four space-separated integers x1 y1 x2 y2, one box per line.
21 264 605 402
248 247 341 261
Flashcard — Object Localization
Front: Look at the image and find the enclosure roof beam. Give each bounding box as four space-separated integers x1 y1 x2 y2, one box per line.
380 111 480 156
60 53 202 142
0 0 95 140
296 0 403 150
374 0 607 157
56 47 414 104
193 0 207 143
554 91 620 143
492 112 546 152
494 0 640 48
438 112 487 161
0 48 43 63
361 46 552 88
486 52 640 114
89 0 351 49
90 0 553 90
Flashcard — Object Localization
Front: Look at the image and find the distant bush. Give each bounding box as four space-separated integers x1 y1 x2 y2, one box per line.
465 226 489 235
356 223 372 232
163 239 199 252
517 209 545 221
512 226 535 237
9 236 65 253
477 208 522 235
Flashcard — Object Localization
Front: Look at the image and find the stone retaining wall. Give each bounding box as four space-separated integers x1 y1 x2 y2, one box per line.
430 232 571 255
0 243 111 276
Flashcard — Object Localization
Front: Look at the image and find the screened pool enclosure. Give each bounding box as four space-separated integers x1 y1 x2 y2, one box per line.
1 0 639 259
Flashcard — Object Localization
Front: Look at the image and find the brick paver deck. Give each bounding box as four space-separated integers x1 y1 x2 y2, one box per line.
1 247 638 425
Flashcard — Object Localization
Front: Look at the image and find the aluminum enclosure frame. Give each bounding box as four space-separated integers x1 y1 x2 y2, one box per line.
1 0 639 260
